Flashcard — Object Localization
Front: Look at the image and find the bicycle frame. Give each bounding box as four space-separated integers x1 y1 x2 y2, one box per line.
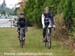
45 27 51 49
20 28 24 40
19 28 25 48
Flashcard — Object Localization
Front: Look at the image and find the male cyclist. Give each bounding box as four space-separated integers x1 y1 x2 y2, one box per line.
41 7 55 42
17 13 27 45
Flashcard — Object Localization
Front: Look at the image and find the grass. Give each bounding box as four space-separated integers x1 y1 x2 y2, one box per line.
0 27 75 56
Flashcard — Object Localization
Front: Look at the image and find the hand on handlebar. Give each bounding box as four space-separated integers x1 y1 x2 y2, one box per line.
52 25 56 31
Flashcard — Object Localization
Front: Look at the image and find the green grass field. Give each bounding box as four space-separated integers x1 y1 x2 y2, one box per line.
0 27 75 56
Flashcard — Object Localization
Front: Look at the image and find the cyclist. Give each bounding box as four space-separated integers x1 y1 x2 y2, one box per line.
41 7 55 42
17 13 27 45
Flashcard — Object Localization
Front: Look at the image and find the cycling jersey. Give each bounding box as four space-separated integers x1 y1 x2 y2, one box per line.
42 13 55 28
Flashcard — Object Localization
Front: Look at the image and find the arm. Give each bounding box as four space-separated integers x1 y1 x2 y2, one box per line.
50 14 56 28
50 14 54 25
42 14 45 28
17 19 20 32
25 18 28 32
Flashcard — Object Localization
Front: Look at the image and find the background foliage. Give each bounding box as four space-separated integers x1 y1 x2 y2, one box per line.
23 0 75 40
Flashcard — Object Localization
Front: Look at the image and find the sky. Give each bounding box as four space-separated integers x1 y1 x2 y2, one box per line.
0 0 21 8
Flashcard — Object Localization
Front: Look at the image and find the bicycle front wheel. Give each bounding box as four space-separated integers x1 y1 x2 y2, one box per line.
48 37 51 49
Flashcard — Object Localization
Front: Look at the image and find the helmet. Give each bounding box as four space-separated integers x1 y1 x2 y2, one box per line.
20 13 24 15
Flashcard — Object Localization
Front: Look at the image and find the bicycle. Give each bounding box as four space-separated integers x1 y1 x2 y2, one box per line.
44 27 52 49
19 28 25 48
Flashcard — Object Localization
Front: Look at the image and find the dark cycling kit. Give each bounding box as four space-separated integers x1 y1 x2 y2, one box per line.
43 13 54 42
17 18 27 41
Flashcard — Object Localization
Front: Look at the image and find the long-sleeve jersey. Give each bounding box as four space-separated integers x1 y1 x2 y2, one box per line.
42 13 55 28
17 18 27 28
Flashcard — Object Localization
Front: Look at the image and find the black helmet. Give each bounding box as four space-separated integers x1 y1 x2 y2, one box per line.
20 13 24 15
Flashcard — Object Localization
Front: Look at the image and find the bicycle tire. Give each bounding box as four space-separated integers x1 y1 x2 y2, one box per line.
20 40 25 48
48 38 51 49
